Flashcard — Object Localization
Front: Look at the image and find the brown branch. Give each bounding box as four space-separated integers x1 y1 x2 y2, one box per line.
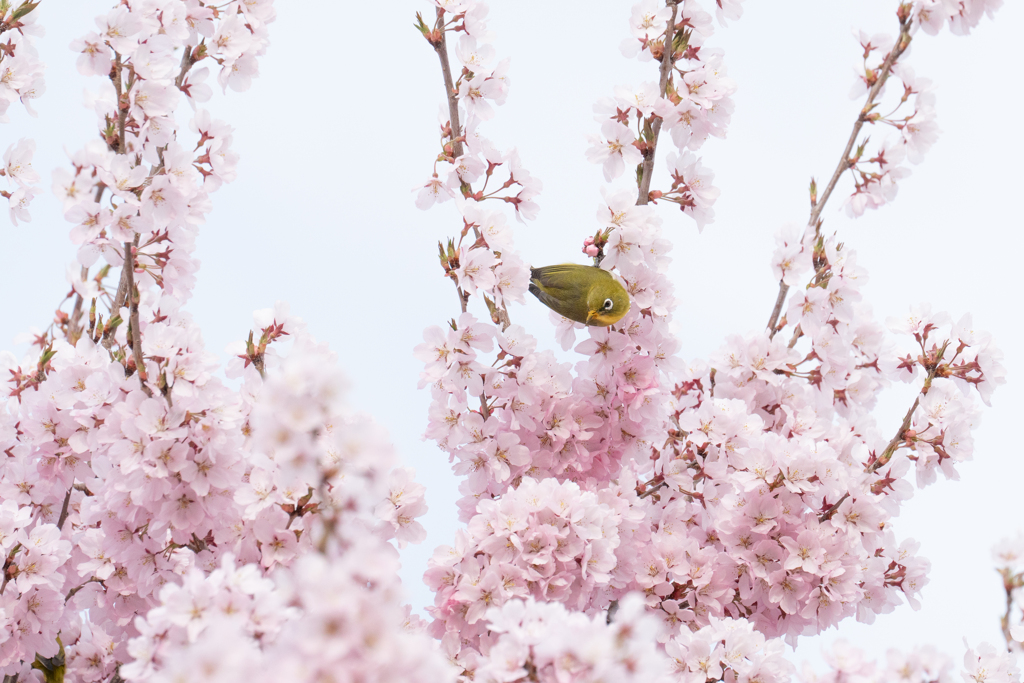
767 18 913 336
122 241 153 397
1001 578 1015 651
787 324 803 349
103 234 139 349
174 43 196 89
636 1 679 207
66 266 89 343
102 53 137 349
819 340 947 522
765 285 789 340
65 577 104 603
65 115 113 347
111 53 129 155
128 289 152 397
639 481 668 499
56 483 72 530
433 9 464 159
818 494 848 524
428 11 513 333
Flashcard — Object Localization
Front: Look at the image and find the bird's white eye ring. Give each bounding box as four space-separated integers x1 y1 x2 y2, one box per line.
603 298 614 310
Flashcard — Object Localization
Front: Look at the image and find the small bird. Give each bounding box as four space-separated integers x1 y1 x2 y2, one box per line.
528 264 630 326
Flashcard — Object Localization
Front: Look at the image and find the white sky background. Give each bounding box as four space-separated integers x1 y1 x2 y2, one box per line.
2 0 1023 670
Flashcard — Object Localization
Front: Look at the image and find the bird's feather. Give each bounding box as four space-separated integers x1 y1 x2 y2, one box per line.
528 264 628 326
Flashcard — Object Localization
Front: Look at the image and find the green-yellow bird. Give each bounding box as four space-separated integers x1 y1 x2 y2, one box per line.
528 264 630 326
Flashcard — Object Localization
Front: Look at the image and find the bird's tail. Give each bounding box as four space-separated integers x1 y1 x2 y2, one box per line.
528 268 541 299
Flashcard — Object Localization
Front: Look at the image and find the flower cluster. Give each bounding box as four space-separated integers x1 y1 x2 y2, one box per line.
587 0 734 229
119 334 449 683
453 594 793 683
0 1 44 224
910 0 1002 36
1 136 39 224
466 594 673 683
961 643 1020 683
57 0 276 311
841 30 930 218
802 640 954 683
621 227 1005 640
840 1 1004 218
802 638 1019 683
416 2 1006 678
0 1 44 122
0 1 438 680
425 477 623 653
665 615 793 683
0 2 287 671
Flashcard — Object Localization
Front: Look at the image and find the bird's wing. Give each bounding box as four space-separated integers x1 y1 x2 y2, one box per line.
531 264 609 291
528 281 567 314
529 265 599 321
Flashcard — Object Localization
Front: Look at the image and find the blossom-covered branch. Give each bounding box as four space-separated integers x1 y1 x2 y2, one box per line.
994 534 1024 652
416 1 1007 678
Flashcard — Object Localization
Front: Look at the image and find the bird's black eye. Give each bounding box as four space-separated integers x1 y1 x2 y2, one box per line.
603 298 614 310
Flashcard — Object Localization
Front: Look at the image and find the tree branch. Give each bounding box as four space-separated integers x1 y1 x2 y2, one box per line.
103 234 139 350
636 0 679 207
819 340 946 522
433 9 464 160
65 187 107 344
767 18 913 336
1001 577 1016 651
111 53 130 155
122 241 153 397
65 577 104 603
66 266 89 343
56 483 72 530
174 43 196 89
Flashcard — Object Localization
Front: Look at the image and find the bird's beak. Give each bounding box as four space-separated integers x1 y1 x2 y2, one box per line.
586 310 595 325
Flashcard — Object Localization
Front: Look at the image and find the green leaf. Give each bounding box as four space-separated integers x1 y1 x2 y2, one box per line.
11 0 41 22
31 636 65 683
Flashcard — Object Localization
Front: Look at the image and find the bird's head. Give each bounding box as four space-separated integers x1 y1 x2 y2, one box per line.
585 280 630 326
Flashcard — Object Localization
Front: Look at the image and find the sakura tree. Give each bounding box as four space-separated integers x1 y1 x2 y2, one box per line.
0 0 1018 682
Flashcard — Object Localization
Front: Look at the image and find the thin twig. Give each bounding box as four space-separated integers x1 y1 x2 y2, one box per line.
639 481 668 499
174 43 195 89
430 11 507 333
636 1 679 207
65 577 104 603
767 18 913 336
56 484 72 530
129 289 152 397
1001 578 1015 651
122 242 153 397
433 8 464 159
111 53 130 155
102 49 138 351
66 266 89 343
787 325 803 349
819 340 946 522
765 286 789 339
103 235 138 349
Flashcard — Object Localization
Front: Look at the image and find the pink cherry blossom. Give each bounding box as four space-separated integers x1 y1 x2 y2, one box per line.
586 120 643 181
